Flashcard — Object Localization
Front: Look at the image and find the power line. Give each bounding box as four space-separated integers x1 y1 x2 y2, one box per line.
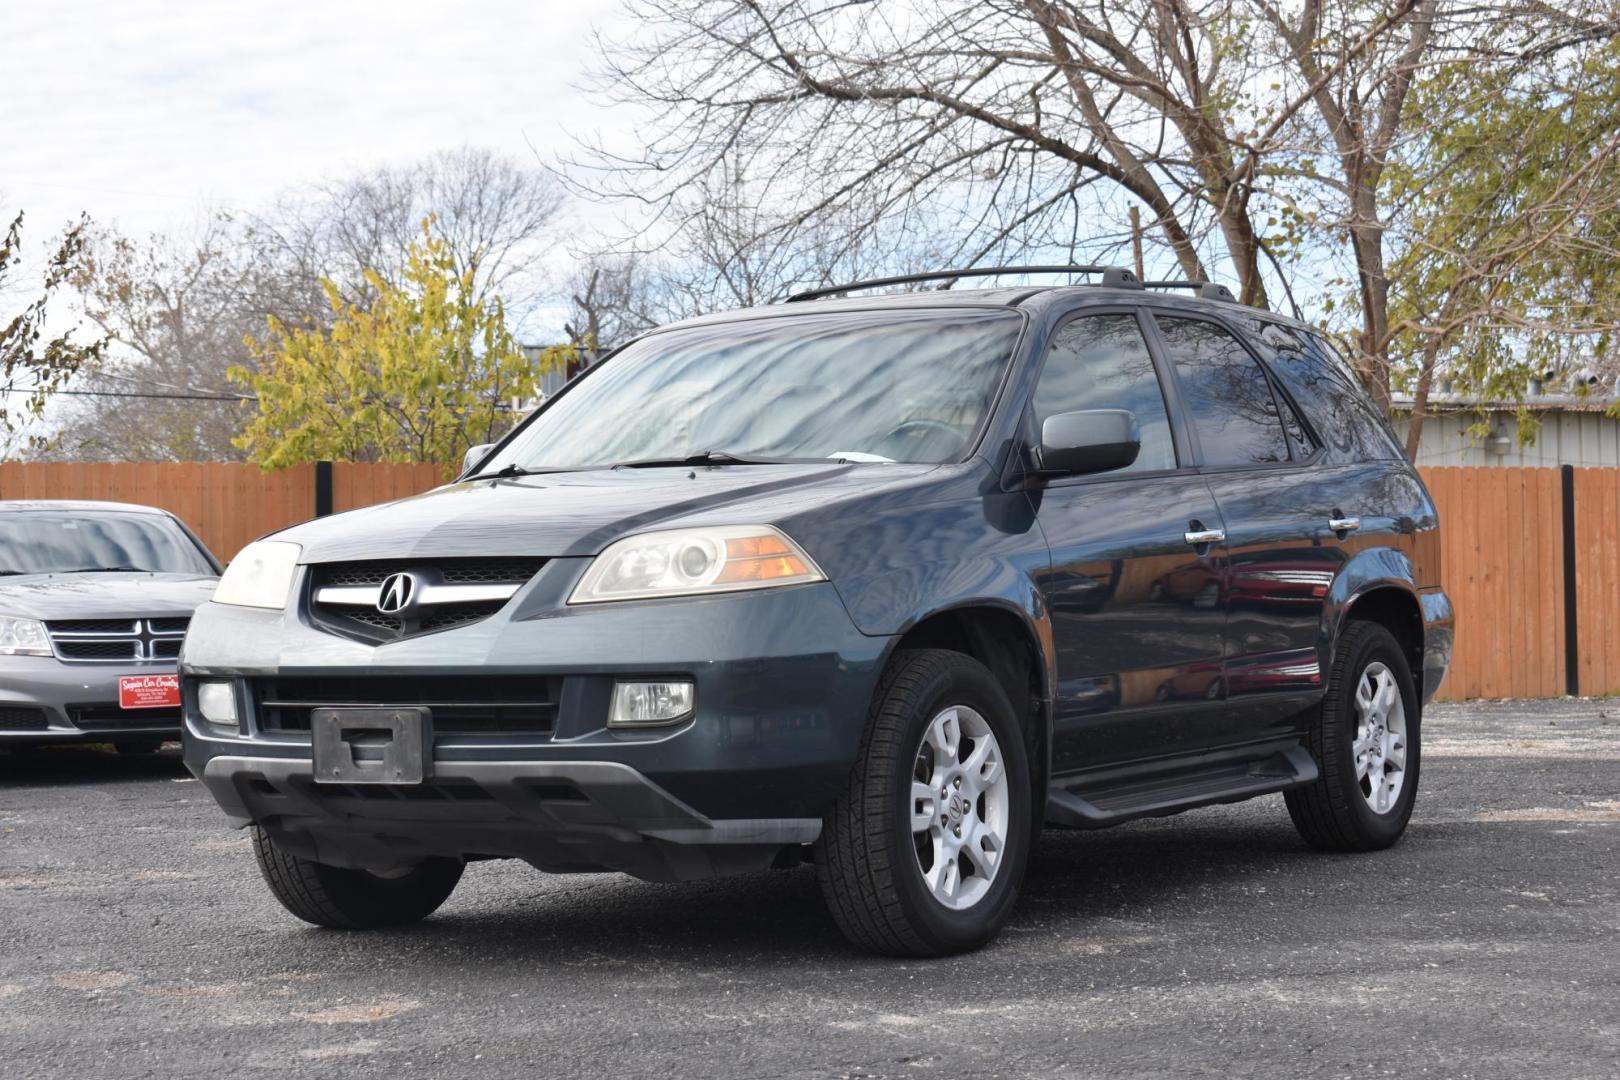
0 387 253 402
91 368 243 398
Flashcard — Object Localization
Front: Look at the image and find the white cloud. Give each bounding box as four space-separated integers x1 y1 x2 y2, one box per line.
3 0 631 237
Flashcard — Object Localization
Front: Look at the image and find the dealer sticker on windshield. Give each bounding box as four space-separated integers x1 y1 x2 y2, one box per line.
119 674 181 710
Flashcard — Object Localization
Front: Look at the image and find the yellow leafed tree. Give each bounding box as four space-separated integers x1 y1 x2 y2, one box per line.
231 220 569 472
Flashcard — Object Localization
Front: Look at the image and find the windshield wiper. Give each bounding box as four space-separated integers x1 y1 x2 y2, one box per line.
468 463 569 481
611 450 798 469
60 565 148 573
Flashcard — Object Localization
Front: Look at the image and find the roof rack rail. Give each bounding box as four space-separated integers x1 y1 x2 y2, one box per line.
1139 280 1241 305
785 265 1142 303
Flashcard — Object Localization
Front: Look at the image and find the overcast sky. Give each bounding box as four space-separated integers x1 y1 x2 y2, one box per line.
4 1 628 241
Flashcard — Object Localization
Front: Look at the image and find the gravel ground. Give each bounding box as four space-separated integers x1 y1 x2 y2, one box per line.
1 698 1616 1080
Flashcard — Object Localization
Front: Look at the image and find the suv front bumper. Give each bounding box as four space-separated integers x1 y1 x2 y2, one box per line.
182 569 891 880
195 753 825 881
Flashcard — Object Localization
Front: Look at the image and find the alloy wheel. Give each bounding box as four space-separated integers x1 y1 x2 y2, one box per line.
1352 660 1408 815
910 705 1010 911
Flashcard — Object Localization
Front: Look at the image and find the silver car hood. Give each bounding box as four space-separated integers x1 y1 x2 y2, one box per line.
0 573 218 620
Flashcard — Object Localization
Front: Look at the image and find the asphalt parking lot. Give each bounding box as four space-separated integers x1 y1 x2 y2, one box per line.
2 699 1616 1080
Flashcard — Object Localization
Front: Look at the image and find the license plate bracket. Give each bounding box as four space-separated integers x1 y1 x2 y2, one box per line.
311 707 432 785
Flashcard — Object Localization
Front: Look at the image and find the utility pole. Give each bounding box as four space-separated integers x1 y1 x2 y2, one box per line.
1129 206 1145 280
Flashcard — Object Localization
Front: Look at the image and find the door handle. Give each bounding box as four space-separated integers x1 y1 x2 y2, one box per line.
1328 516 1361 533
1184 528 1225 546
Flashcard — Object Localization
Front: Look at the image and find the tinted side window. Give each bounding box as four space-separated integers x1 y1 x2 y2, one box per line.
1258 323 1403 461
1032 314 1176 473
1279 397 1313 457
1154 316 1289 467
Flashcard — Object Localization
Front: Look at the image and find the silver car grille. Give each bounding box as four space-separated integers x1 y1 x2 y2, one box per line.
45 618 189 663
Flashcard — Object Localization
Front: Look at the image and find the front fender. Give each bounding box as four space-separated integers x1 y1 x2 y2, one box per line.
874 591 1058 710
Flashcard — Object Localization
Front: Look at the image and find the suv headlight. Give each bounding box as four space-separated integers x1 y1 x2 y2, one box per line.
0 616 51 657
569 525 825 604
213 541 302 609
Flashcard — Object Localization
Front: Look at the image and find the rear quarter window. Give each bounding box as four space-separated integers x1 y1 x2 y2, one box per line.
1252 323 1404 462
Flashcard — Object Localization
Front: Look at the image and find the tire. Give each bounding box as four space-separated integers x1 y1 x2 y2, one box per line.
251 826 463 929
816 649 1033 957
1286 620 1420 852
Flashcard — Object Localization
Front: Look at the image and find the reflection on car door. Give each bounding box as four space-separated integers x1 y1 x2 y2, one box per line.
1026 312 1228 773
1149 313 1338 742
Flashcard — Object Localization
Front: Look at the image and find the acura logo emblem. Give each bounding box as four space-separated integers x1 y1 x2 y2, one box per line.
376 572 417 614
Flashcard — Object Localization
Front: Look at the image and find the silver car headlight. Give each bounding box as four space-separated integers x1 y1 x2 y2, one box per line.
213 541 302 610
569 525 825 604
0 616 51 657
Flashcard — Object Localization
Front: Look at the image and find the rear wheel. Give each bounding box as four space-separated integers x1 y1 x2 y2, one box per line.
816 649 1032 956
251 827 463 929
1286 620 1420 851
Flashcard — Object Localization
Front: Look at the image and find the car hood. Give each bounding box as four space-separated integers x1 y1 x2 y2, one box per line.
274 463 945 563
0 573 219 620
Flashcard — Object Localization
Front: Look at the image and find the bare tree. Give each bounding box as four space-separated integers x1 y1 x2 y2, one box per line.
55 214 271 460
561 254 667 373
1 208 105 455
254 146 564 321
57 149 564 461
559 157 953 375
571 0 1610 412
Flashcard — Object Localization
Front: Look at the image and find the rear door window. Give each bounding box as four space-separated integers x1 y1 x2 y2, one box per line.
1032 313 1177 474
1153 315 1290 467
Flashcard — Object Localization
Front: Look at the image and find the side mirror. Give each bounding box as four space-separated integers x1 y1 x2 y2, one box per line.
1035 409 1140 477
461 443 495 476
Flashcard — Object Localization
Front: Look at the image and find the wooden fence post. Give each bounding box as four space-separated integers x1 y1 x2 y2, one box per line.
1562 464 1579 697
314 461 334 518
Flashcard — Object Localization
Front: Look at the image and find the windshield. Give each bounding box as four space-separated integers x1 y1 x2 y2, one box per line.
483 309 1025 470
0 512 214 576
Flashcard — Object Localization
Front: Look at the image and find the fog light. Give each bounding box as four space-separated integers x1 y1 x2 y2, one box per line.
197 680 238 728
610 680 694 727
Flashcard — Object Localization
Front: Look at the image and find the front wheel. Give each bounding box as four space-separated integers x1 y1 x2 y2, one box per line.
251 827 463 929
816 649 1032 956
1285 620 1420 851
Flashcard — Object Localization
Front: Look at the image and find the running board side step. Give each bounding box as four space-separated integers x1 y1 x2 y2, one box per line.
1044 745 1318 829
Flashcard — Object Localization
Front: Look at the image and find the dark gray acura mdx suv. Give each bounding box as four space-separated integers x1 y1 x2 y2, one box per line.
183 266 1453 956
2 500 220 751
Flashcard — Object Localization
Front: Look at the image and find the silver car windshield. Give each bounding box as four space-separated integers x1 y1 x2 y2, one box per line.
0 513 213 575
485 309 1025 470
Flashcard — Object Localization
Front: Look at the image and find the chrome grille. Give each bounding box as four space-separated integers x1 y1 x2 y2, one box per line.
317 558 547 587
307 558 545 644
45 618 189 664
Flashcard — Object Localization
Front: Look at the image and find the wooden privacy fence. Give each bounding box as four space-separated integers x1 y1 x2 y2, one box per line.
1424 466 1620 699
2 461 1618 700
